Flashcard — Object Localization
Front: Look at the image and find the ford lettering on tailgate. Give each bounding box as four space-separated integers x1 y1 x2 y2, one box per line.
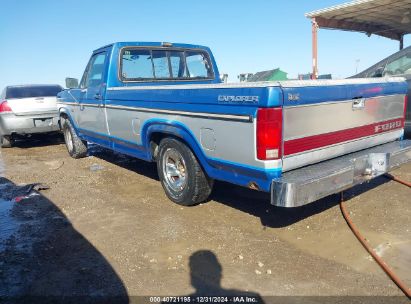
375 120 403 133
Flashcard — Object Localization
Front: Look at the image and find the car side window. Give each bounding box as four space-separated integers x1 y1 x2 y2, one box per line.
383 51 411 76
80 53 107 88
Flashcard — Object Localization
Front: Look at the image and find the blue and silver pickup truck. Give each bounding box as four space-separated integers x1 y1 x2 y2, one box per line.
57 42 411 207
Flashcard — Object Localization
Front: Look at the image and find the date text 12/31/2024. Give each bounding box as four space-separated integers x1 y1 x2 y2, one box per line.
149 296 260 303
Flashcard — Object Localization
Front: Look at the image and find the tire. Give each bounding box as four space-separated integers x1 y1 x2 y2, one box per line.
62 118 88 159
157 137 213 206
0 135 13 148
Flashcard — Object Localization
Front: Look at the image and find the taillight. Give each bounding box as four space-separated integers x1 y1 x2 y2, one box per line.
0 100 12 113
256 108 282 160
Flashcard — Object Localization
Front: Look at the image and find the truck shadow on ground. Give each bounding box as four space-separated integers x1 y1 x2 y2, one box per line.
211 178 391 228
89 147 392 228
89 145 160 181
0 177 129 303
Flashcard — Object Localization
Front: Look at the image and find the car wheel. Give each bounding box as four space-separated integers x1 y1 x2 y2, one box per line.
157 137 213 206
62 118 88 158
0 135 13 148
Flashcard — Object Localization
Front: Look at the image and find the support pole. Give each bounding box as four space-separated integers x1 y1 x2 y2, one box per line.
400 35 404 50
311 18 318 79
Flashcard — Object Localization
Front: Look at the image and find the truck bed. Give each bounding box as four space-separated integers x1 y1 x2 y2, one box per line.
107 77 407 173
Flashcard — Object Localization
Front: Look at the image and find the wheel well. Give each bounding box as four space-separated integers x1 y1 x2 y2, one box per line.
149 132 198 162
59 112 69 129
149 132 176 161
149 132 211 179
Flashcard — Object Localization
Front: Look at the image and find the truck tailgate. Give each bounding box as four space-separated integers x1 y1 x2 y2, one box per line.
280 78 408 171
272 139 411 207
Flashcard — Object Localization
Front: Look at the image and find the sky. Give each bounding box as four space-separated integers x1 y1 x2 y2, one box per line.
0 0 410 90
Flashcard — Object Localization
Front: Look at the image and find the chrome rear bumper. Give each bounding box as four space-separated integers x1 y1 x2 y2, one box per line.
271 140 411 207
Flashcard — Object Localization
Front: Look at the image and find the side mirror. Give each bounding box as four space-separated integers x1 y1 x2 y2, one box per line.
372 67 384 77
65 77 79 89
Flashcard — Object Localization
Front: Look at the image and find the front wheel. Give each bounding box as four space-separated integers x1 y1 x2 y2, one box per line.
157 138 213 206
62 118 88 159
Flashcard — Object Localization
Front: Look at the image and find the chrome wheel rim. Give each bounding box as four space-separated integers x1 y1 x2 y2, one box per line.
64 127 73 152
162 148 187 192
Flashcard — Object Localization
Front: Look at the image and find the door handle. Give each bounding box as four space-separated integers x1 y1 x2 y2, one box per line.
94 93 101 100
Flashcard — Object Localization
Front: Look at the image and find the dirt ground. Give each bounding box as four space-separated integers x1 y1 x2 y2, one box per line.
0 134 410 303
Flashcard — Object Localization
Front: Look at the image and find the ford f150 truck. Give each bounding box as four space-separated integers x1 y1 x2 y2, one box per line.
57 42 411 207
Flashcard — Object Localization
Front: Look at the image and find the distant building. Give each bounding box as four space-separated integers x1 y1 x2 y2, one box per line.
247 68 288 82
220 73 228 83
298 73 332 80
238 73 254 82
318 74 332 80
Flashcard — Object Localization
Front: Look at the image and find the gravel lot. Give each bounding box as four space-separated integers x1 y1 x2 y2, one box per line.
0 134 410 303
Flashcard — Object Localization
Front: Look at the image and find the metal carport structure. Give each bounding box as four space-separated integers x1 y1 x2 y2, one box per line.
306 0 411 78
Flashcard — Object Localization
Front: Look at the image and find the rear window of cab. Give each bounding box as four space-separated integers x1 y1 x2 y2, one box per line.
120 48 214 82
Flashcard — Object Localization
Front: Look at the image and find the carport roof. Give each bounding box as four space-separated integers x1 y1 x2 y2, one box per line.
305 0 411 41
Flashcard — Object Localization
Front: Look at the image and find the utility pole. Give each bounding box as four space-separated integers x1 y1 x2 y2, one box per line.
400 35 404 50
311 18 319 80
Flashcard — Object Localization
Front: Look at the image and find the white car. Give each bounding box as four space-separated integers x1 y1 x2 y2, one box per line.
0 84 63 147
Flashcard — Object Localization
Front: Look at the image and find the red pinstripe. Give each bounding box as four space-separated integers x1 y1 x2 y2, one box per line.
284 118 404 156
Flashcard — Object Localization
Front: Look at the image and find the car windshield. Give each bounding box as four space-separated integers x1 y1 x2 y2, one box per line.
383 51 411 76
6 86 62 99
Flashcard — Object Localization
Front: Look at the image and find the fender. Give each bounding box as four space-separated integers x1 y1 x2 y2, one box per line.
141 119 281 191
58 107 72 121
58 108 82 137
142 119 211 171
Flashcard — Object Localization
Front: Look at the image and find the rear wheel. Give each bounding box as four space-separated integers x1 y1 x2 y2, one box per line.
62 118 88 158
0 135 13 148
157 137 213 206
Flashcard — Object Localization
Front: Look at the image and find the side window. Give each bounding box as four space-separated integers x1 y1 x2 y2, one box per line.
384 52 411 76
152 50 170 78
121 49 153 79
81 53 107 88
186 51 213 78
